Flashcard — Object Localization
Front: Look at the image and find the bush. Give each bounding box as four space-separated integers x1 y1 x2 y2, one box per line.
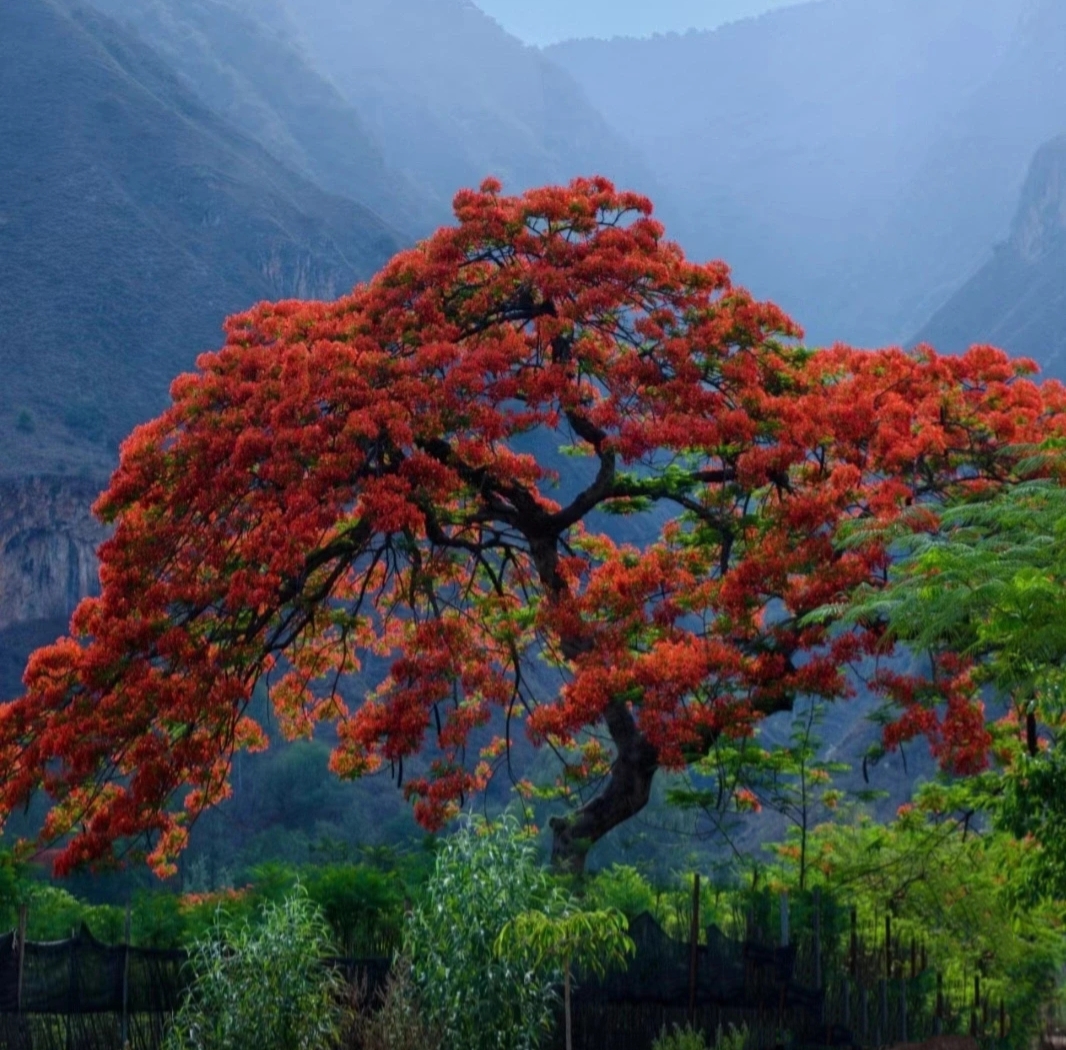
652 1025 708 1050
342 956 441 1050
163 888 344 1050
652 1023 748 1050
403 815 558 1050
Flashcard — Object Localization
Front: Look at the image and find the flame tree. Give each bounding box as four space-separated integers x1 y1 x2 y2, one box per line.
2 178 1064 875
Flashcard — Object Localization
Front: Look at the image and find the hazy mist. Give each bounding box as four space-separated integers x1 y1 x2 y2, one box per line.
472 0 805 45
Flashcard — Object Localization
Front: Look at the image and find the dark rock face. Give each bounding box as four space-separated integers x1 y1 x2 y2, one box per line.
0 477 104 632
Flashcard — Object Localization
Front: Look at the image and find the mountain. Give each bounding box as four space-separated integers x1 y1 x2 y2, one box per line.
913 135 1066 377
0 0 403 482
547 0 1032 346
271 0 657 218
81 0 432 235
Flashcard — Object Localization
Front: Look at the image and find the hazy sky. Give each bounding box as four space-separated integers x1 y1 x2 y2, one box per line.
472 0 806 46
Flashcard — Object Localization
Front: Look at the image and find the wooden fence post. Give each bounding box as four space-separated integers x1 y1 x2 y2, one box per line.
15 903 27 1016
687 873 700 1026
849 906 857 980
884 914 892 977
66 926 76 1050
935 971 943 1035
899 977 907 1043
813 887 822 990
121 903 131 1049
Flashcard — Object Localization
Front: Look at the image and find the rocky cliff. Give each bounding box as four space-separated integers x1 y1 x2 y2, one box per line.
0 477 104 633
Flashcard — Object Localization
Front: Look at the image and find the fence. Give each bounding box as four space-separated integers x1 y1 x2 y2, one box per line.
0 887 1015 1050
0 922 389 1050
548 880 1015 1049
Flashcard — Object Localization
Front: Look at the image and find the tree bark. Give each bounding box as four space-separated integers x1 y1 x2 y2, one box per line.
550 697 659 874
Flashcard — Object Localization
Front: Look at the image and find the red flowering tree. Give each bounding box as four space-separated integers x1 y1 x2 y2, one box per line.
3 178 1064 876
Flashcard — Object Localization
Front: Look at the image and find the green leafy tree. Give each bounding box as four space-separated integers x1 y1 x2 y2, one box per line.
839 470 1066 896
670 697 855 889
764 786 1065 1047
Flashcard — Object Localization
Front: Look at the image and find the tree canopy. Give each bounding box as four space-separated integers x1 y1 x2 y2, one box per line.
842 468 1066 897
3 177 1065 876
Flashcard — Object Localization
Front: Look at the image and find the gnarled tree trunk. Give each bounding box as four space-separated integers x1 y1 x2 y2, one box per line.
549 697 659 874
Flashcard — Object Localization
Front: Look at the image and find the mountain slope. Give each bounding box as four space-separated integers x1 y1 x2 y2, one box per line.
82 0 432 235
273 0 657 218
913 135 1066 378
547 0 1029 346
0 0 403 480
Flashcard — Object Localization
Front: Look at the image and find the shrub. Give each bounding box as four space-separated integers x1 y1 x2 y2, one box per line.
403 815 558 1050
342 956 440 1050
651 1023 748 1050
163 888 343 1050
652 1024 709 1050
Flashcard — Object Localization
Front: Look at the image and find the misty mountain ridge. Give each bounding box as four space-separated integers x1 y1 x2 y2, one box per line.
80 0 434 235
546 0 1066 354
0 0 402 480
914 134 1066 376
271 0 658 219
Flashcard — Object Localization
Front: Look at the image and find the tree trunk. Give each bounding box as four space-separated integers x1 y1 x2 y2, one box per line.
550 698 659 874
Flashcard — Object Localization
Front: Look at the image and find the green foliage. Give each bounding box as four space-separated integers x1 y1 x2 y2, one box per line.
164 889 344 1050
762 794 1065 1048
670 697 859 890
712 1023 749 1050
584 864 658 921
652 1025 708 1050
495 907 633 981
131 890 195 949
842 475 1066 697
496 904 634 1050
247 862 404 956
0 849 25 930
837 471 1066 897
403 816 558 1050
651 1022 748 1050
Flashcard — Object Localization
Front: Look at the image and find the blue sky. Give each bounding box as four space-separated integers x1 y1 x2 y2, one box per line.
472 0 806 46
